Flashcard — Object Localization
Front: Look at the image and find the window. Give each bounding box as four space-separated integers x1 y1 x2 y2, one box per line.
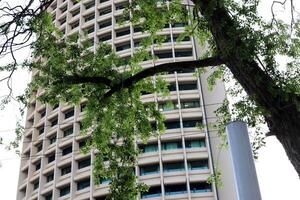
158 102 177 111
167 68 195 74
140 164 159 176
79 140 88 149
115 2 128 10
171 22 187 28
48 154 55 163
141 186 161 199
44 193 52 200
38 126 44 135
50 118 58 127
37 143 43 152
185 140 206 148
99 33 111 42
60 185 70 197
61 165 71 175
155 51 173 59
139 143 158 153
190 182 212 193
77 178 90 190
175 50 193 57
64 109 74 119
163 162 185 172
165 184 187 196
99 7 111 16
70 21 79 30
99 19 112 29
63 127 73 137
173 35 190 42
52 104 59 110
78 157 91 169
116 28 130 37
188 160 209 170
85 26 94 34
33 180 39 190
178 83 197 90
116 42 131 51
164 121 180 129
85 1 95 10
49 134 57 145
99 0 109 3
36 161 41 171
40 109 46 118
162 141 182 151
80 103 86 112
62 146 72 156
46 172 54 182
85 14 95 22
71 8 80 17
60 5 67 13
168 83 176 91
59 17 66 25
133 26 142 32
181 100 200 109
182 119 201 128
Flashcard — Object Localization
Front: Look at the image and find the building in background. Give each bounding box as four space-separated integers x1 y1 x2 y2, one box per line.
16 0 240 199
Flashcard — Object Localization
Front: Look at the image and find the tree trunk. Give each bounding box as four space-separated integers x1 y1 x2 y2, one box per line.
194 0 300 176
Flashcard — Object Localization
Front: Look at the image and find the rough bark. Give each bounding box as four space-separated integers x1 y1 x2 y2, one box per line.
193 0 300 176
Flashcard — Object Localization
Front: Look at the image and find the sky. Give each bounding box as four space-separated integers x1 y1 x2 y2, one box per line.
0 0 300 199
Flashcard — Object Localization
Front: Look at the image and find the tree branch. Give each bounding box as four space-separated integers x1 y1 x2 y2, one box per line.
104 56 223 98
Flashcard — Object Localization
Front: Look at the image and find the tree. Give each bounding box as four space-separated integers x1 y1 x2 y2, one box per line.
0 0 299 198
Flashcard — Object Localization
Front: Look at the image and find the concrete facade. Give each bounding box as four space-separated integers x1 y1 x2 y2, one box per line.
16 0 238 200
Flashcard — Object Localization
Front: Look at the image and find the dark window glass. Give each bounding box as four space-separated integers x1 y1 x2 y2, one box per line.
182 119 201 128
141 186 161 199
158 102 177 111
155 51 173 59
86 26 94 34
178 83 197 90
36 162 41 171
190 182 212 193
78 157 91 169
133 26 142 32
175 50 193 57
185 140 206 148
99 20 112 29
116 42 131 51
77 178 90 190
45 193 52 200
51 118 58 127
60 185 70 197
49 134 57 145
80 103 87 112
165 184 187 196
115 2 128 10
62 146 72 156
163 162 185 172
85 14 95 22
63 127 73 137
85 1 95 9
33 180 39 190
188 160 209 170
168 84 176 91
48 154 55 163
99 33 111 42
164 121 180 129
71 8 80 17
162 141 182 151
140 164 159 175
39 126 44 135
61 165 71 175
139 143 158 153
171 22 187 28
70 21 79 30
37 144 43 152
116 28 130 37
46 172 54 182
64 109 74 119
40 110 46 118
60 5 67 13
99 7 111 16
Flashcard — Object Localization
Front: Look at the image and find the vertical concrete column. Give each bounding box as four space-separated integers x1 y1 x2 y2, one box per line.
226 121 261 200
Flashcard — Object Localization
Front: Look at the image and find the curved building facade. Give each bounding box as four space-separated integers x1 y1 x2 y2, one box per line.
17 0 238 200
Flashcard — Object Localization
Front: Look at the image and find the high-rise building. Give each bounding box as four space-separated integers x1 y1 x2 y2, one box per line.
16 0 240 199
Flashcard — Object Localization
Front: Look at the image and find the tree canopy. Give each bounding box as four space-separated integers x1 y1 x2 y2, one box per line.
0 0 300 199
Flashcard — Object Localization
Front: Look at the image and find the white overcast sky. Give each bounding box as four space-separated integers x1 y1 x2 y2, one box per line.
0 0 300 199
